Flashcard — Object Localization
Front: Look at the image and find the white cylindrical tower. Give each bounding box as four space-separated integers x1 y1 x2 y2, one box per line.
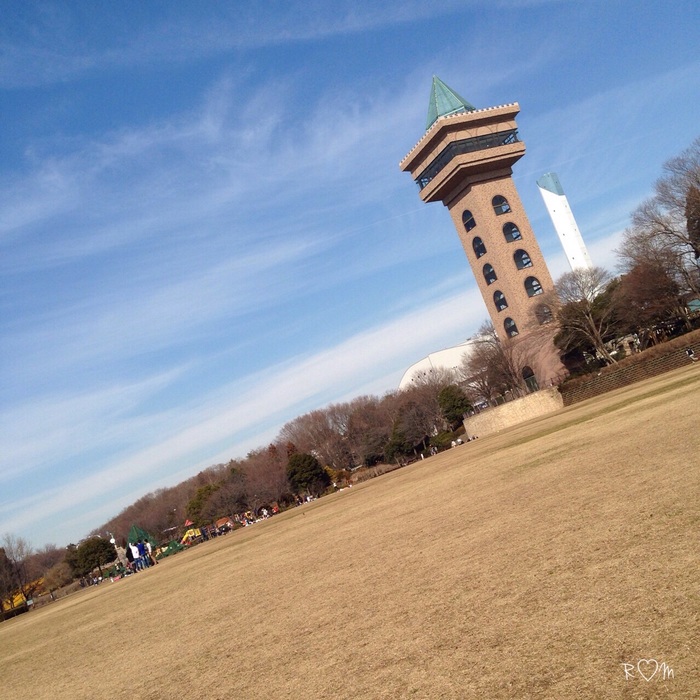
537 172 593 271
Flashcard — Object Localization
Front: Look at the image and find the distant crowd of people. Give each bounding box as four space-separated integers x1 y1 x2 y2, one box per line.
230 504 280 528
103 505 294 582
124 538 157 573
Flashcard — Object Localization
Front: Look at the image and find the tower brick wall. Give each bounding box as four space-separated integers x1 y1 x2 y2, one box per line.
445 174 554 341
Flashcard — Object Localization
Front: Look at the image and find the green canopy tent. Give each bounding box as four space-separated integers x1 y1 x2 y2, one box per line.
126 524 160 549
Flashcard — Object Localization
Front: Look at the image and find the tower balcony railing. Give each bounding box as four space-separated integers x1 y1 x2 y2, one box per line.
416 129 519 190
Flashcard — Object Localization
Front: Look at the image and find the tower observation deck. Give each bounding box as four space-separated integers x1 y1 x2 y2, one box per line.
400 77 563 386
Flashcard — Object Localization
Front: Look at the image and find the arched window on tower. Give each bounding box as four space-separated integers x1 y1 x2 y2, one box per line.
522 366 539 392
483 264 497 285
535 303 553 325
493 290 508 311
504 317 519 337
472 237 486 258
525 276 543 297
492 195 511 215
514 249 533 270
462 210 476 232
503 222 522 242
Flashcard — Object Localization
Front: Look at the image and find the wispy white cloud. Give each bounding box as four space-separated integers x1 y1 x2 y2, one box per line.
0 0 581 90
4 236 320 384
0 366 190 484
0 2 475 89
2 67 417 269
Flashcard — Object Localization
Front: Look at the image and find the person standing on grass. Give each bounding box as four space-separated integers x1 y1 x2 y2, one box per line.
129 542 142 571
137 539 149 568
145 538 157 565
125 542 134 570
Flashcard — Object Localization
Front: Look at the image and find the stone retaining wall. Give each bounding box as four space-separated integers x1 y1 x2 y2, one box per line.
463 387 564 438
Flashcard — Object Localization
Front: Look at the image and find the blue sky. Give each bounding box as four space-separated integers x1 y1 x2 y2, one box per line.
2 0 699 547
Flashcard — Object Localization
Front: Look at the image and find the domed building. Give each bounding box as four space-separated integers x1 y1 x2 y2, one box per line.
398 338 478 390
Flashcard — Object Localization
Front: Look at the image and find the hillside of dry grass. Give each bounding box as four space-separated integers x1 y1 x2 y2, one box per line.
1 366 698 699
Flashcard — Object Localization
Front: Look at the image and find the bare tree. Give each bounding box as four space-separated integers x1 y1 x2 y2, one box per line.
42 562 74 597
616 136 700 298
1 534 36 601
242 445 290 514
23 544 65 586
393 394 435 451
547 267 619 365
201 462 247 521
380 368 461 459
345 395 393 467
280 408 354 471
461 322 525 400
401 366 457 434
685 184 700 259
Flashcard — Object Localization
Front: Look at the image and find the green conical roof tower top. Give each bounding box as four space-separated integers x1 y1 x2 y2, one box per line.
426 76 476 131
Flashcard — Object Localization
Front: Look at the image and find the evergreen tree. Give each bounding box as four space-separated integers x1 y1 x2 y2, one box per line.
76 537 117 576
438 385 472 430
286 453 330 496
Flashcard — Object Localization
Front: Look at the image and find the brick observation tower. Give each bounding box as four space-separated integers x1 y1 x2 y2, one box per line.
400 77 563 386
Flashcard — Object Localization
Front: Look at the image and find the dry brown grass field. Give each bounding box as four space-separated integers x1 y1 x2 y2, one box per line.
1 366 699 699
